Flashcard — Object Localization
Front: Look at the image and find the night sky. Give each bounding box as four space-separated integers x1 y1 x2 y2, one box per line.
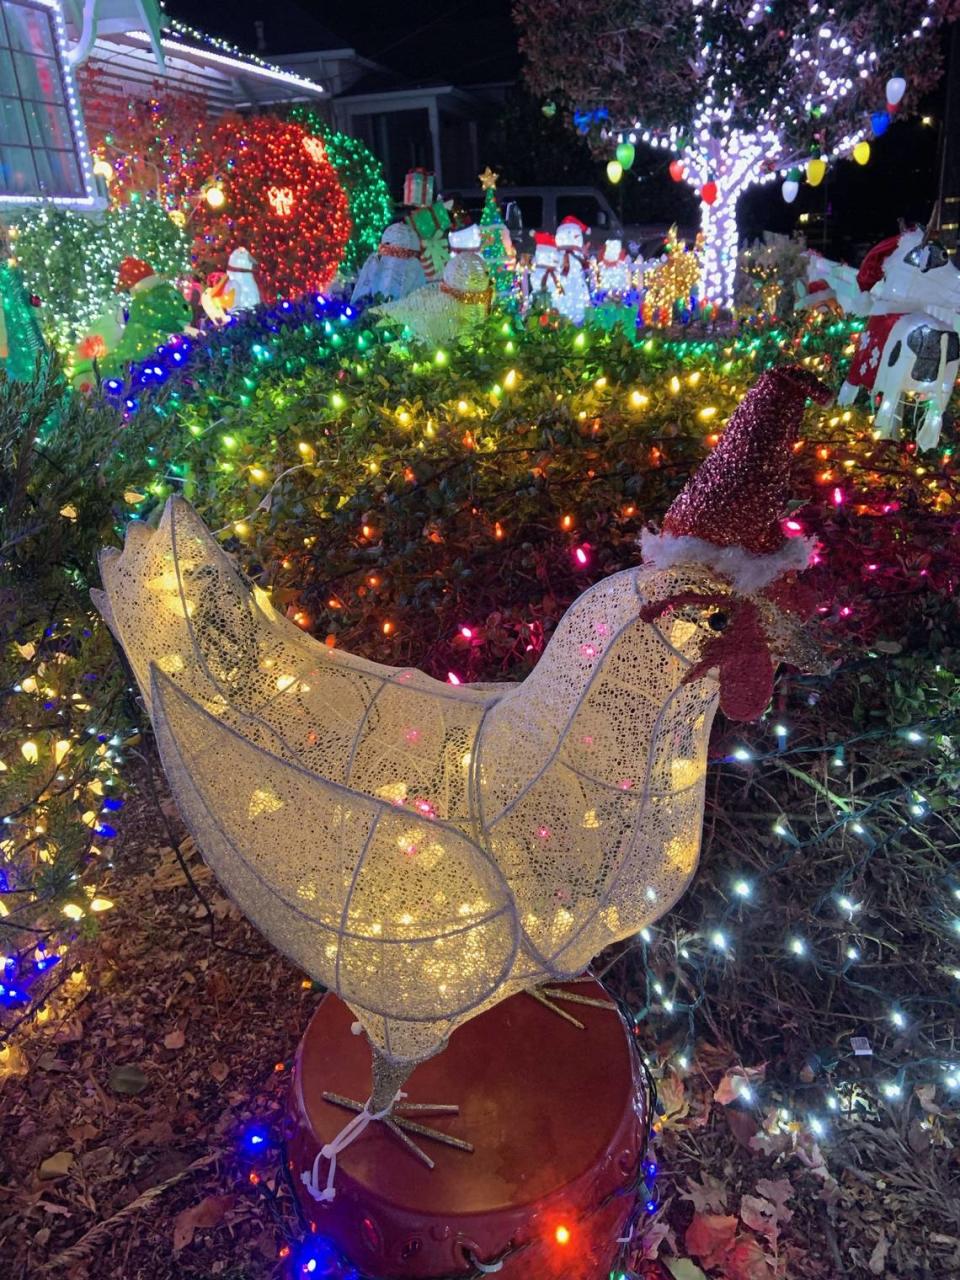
165 0 521 83
165 0 947 256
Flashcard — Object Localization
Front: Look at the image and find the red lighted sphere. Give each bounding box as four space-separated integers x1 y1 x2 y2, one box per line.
196 117 351 300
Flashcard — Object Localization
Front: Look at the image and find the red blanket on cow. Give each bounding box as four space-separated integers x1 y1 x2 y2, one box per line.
845 313 903 389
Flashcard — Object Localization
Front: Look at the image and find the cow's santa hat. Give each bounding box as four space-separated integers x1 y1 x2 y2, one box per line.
641 365 833 593
856 234 901 293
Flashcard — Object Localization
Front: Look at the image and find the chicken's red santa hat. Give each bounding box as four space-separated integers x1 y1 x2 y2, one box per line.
641 365 834 593
856 234 901 293
116 256 161 294
533 231 556 247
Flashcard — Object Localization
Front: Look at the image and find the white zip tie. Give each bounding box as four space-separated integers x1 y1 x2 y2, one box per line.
300 1090 404 1203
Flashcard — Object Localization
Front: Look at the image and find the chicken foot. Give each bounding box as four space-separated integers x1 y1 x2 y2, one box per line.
320 1045 473 1169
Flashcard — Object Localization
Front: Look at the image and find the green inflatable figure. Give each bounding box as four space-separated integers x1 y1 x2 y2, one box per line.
103 256 191 378
0 255 47 383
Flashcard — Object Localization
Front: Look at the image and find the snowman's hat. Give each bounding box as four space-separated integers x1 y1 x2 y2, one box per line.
641 365 833 593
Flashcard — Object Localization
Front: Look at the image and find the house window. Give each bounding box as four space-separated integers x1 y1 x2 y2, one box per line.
0 0 87 199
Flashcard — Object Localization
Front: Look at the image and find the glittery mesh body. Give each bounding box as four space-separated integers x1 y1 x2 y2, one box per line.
94 500 722 1066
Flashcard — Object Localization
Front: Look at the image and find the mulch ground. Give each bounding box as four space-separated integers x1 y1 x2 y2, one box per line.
1 755 958 1280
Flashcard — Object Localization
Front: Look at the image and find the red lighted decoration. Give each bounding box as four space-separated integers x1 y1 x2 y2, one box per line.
286 980 647 1279
195 116 350 300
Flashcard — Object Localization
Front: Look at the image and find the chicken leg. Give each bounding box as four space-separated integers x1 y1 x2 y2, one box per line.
322 1043 473 1169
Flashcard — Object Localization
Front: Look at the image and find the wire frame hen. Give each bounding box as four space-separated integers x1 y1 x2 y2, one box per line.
91 504 725 1091
93 366 829 1110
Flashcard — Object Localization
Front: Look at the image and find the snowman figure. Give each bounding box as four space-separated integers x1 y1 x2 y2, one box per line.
352 223 428 305
449 224 482 254
596 238 631 297
370 250 490 345
553 215 590 324
226 247 262 311
527 231 560 307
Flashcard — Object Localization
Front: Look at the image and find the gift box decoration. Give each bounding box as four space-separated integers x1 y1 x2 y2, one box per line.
403 168 435 208
404 200 452 242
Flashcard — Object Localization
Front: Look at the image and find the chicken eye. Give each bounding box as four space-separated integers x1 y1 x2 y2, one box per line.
708 610 729 632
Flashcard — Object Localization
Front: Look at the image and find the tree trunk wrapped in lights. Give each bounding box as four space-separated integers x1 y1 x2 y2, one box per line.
514 0 957 311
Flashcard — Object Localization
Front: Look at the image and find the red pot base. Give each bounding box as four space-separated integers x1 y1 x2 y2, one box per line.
285 981 647 1278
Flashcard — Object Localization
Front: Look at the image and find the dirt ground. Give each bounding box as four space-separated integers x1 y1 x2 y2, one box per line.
2 759 957 1280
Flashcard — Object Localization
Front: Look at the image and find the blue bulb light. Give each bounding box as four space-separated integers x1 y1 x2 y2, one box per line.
244 1127 267 1151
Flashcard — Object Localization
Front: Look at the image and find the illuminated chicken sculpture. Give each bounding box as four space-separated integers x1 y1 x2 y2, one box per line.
93 367 829 1122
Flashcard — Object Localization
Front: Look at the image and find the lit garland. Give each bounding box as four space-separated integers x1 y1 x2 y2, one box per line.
288 107 393 278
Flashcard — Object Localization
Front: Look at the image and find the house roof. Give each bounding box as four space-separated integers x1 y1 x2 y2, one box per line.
88 16 326 109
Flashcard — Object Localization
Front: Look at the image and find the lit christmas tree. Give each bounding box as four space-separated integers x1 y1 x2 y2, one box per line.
478 167 517 303
515 0 956 309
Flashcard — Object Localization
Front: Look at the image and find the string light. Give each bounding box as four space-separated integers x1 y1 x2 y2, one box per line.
194 117 350 300
288 107 393 278
585 0 948 306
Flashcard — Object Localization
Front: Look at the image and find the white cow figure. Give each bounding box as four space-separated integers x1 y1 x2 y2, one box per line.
833 229 960 452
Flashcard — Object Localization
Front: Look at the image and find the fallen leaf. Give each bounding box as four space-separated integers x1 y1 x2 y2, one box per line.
666 1261 709 1280
681 1172 728 1213
209 1060 229 1083
36 1053 71 1072
727 1236 775 1280
36 1200 72 1216
714 1064 766 1105
0 1043 29 1077
640 1217 675 1260
108 1063 149 1095
39 1150 74 1180
66 1122 100 1143
868 1232 889 1275
173 1193 236 1251
657 1073 690 1127
725 1108 759 1150
914 1083 942 1115
754 1178 794 1215
34 1228 51 1247
740 1196 779 1247
163 1027 186 1050
685 1213 738 1269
